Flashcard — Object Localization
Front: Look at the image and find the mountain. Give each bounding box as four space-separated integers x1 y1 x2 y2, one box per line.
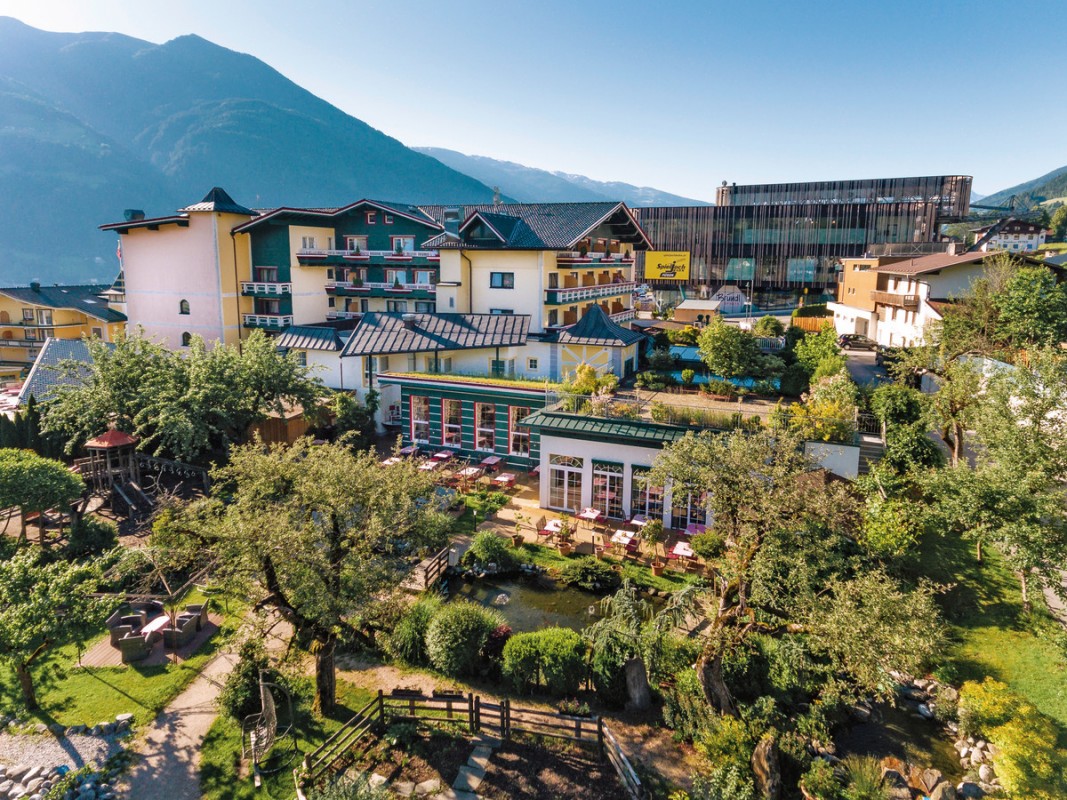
415 147 710 207
980 164 1067 209
0 18 498 285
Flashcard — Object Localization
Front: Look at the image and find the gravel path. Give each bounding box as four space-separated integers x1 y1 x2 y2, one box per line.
0 731 124 772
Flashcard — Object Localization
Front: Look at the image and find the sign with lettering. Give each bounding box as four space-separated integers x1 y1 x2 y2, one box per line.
710 284 748 314
644 251 690 280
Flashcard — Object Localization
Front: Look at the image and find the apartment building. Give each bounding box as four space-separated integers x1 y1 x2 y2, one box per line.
972 218 1049 252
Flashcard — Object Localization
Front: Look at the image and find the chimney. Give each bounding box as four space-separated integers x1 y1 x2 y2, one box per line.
443 207 461 237
402 313 418 330
123 209 145 222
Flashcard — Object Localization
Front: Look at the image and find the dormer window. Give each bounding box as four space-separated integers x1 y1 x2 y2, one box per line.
366 211 377 224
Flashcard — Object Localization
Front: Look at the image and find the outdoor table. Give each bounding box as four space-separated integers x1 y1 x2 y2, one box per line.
684 523 706 536
432 450 454 461
457 466 483 479
545 519 564 533
493 472 517 488
673 540 695 559
398 445 420 456
629 514 650 528
479 455 502 472
418 460 441 472
380 456 401 467
610 529 634 546
578 507 602 526
141 614 170 639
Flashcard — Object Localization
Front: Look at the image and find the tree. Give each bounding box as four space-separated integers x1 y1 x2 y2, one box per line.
993 267 1067 348
752 315 785 338
649 429 941 717
697 318 761 380
792 323 840 375
785 373 858 444
328 390 380 452
166 438 439 713
43 330 324 464
1049 204 1067 242
0 449 85 545
0 549 113 709
924 359 981 468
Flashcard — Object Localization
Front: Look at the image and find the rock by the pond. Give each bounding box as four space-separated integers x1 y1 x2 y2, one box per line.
978 763 995 783
751 735 781 800
917 703 935 719
930 783 957 800
957 781 984 798
921 768 944 792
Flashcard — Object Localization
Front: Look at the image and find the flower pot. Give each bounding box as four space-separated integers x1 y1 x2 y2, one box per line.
651 561 665 576
511 533 524 548
594 545 605 560
558 542 574 556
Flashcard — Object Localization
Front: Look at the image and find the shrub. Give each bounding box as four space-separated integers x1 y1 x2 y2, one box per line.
812 353 848 381
751 379 778 397
690 764 756 800
752 315 785 337
869 383 924 426
702 379 738 398
217 637 301 722
690 531 725 562
461 531 524 571
794 324 840 375
590 638 630 709
384 596 443 665
307 774 391 800
557 698 591 716
483 623 513 666
791 303 830 318
802 759 843 800
647 348 678 371
64 516 118 559
559 557 622 592
424 601 504 677
842 756 886 800
681 369 696 387
662 667 713 740
502 631 542 693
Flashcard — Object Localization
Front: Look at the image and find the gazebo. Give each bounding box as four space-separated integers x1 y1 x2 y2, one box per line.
82 430 140 494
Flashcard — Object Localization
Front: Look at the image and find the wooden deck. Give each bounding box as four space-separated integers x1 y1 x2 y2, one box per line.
79 613 224 668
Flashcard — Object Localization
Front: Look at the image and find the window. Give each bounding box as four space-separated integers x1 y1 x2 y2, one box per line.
475 403 496 451
527 357 539 370
509 406 531 456
181 332 192 347
39 328 54 339
36 310 53 326
91 327 103 339
360 299 370 312
549 455 583 512
255 266 278 282
489 272 515 289
294 351 307 367
384 214 394 224
631 468 664 522
415 301 436 313
442 399 462 446
415 270 433 285
345 235 367 252
23 329 36 341
301 236 316 249
179 299 190 315
22 308 33 321
386 300 408 312
328 297 336 308
386 269 407 285
490 358 514 378
671 488 707 529
391 236 415 253
410 395 430 443
490 309 514 315
407 354 417 371
366 212 377 224
547 310 559 327
593 461 624 519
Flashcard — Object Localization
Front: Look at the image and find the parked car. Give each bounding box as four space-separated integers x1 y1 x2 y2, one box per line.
838 334 878 351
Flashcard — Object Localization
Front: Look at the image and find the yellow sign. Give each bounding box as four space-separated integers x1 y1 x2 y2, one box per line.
644 251 690 280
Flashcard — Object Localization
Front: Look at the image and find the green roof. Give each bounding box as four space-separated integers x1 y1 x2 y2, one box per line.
521 408 687 446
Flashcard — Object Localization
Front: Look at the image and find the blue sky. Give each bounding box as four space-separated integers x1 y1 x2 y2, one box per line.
3 0 1062 201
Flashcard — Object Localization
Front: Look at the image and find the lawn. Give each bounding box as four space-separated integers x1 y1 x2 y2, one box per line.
200 678 376 800
914 528 1067 740
0 589 245 728
516 542 701 593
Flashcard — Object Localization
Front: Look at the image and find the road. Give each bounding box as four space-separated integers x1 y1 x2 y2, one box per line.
844 349 887 387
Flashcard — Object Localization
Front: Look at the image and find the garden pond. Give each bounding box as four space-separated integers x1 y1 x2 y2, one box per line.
448 574 602 632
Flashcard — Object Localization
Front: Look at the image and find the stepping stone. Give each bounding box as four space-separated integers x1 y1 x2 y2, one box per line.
468 745 493 770
394 780 416 798
369 773 388 789
437 789 477 800
474 734 501 749
453 766 484 792
415 778 441 796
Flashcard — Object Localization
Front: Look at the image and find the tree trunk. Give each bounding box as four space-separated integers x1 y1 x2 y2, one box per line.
313 634 337 715
38 511 47 548
976 538 983 564
950 422 964 468
623 657 651 711
18 507 26 542
1020 571 1031 614
696 647 738 717
16 662 37 710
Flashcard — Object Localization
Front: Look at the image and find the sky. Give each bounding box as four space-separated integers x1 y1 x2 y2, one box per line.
2 0 1063 202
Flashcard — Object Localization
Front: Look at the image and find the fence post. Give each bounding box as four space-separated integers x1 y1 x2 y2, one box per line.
377 689 385 727
468 693 475 733
474 695 481 733
446 696 453 720
596 717 605 761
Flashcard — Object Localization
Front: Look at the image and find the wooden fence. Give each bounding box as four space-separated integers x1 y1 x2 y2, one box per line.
295 690 645 799
789 315 833 333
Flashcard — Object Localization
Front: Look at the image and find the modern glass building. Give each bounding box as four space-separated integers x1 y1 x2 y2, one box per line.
634 175 972 307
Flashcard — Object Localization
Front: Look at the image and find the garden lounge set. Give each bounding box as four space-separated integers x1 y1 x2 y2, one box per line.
104 601 210 663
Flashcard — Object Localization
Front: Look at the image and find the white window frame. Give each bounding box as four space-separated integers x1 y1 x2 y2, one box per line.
509 406 531 456
442 398 462 447
410 395 430 444
475 402 496 452
345 235 368 252
391 236 415 253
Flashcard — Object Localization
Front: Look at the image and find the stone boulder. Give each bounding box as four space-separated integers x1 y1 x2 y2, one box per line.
751 735 781 800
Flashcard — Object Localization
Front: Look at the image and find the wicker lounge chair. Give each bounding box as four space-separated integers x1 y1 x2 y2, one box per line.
118 633 153 663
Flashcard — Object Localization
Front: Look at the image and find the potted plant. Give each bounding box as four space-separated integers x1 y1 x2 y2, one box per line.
642 519 665 575
578 244 588 258
353 274 363 287
512 513 528 548
556 514 575 556
393 277 404 289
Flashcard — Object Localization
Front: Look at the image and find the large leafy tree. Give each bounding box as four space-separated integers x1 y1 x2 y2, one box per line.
649 429 941 718
0 549 113 709
0 449 85 544
697 318 762 380
992 266 1067 348
161 439 441 713
792 323 841 375
43 330 324 463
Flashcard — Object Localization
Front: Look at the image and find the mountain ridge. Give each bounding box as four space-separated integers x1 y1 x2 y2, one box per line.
980 164 1067 208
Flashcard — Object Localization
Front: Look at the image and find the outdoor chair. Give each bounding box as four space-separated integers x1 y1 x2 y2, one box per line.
118 633 153 664
110 624 133 647
162 616 195 650
185 603 209 631
105 608 125 630
121 612 146 630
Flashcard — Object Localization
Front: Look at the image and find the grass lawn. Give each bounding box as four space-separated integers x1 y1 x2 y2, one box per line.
0 590 245 728
915 528 1067 741
200 679 376 800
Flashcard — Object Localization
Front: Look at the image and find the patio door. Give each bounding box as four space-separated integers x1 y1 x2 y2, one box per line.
549 455 583 512
593 461 624 519
631 467 664 522
670 489 707 529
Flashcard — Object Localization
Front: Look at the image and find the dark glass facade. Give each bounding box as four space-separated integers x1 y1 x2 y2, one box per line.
634 175 972 305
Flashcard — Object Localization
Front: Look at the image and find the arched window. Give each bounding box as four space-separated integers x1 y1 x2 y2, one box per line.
181 332 192 347
179 299 190 315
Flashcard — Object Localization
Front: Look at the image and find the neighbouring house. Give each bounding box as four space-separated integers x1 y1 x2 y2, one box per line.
971 218 1049 253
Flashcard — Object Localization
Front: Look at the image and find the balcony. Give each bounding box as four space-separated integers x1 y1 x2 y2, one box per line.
326 280 436 298
556 251 636 265
242 314 294 329
545 281 637 305
296 249 439 266
610 309 636 324
325 310 361 321
241 281 292 297
870 291 919 308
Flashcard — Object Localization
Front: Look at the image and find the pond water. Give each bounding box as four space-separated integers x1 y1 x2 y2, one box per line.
835 703 961 780
448 574 601 632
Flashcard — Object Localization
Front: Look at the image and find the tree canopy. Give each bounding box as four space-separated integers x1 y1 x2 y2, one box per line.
0 449 85 544
42 330 324 464
697 318 763 380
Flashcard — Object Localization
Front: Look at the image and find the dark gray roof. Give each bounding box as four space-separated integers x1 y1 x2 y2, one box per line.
420 202 653 250
181 187 255 216
545 305 645 347
0 284 126 323
276 325 352 351
231 199 442 234
1046 253 1067 267
19 338 114 405
341 313 530 357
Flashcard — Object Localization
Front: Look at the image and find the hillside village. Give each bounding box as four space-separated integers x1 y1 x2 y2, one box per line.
1 10 1067 800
